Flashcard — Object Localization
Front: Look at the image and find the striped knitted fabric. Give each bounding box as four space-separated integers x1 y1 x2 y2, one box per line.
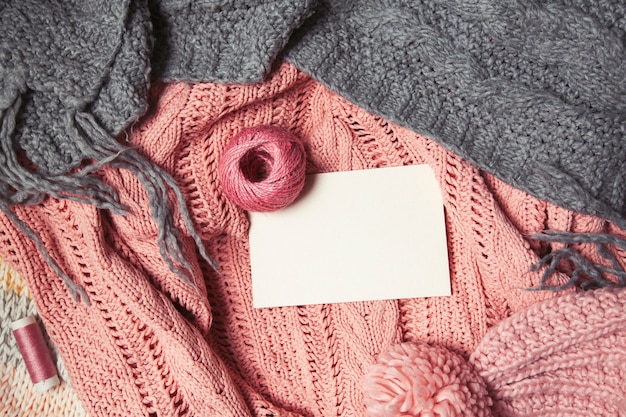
0 257 87 417
0 63 624 416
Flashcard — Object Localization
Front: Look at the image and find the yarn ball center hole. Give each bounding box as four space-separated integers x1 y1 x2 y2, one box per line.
240 149 274 183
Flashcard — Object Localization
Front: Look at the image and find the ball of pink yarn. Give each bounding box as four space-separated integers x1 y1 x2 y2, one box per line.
363 343 493 417
218 125 307 212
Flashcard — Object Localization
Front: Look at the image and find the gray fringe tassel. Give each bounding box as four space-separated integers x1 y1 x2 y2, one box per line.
531 230 626 291
0 84 217 304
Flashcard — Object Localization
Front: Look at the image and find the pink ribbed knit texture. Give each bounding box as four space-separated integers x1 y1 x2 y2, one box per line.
470 287 626 416
0 63 624 416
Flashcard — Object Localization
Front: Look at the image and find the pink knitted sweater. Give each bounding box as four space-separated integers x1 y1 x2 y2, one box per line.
1 63 625 416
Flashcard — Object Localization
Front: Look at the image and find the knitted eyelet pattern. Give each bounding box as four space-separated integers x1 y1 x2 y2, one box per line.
0 63 624 416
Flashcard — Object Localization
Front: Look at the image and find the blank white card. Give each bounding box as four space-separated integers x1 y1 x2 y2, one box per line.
249 165 451 308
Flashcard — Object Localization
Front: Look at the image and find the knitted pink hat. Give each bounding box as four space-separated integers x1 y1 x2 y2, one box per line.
363 287 626 417
472 286 626 416
1 63 624 416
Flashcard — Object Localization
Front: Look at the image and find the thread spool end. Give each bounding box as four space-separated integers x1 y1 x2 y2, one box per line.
10 315 36 330
34 375 60 392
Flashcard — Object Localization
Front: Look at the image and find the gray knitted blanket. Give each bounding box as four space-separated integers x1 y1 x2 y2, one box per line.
1 0 625 293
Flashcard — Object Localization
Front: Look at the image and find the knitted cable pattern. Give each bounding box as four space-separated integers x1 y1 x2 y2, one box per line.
0 63 624 416
150 0 317 83
286 0 626 229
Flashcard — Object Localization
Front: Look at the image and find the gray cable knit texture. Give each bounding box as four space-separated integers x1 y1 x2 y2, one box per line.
1 0 625 294
150 0 317 82
285 0 626 229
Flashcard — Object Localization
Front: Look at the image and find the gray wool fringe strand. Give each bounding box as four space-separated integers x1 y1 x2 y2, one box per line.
0 83 217 303
530 231 626 291
1 204 91 305
73 112 219 271
0 88 125 213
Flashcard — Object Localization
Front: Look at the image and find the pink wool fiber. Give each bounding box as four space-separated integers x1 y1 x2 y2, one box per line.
1 63 625 416
218 125 306 212
363 343 492 417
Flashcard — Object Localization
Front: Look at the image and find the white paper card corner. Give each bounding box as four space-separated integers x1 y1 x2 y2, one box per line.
249 164 451 308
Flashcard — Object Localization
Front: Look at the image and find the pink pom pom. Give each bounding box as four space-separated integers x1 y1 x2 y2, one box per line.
218 125 307 212
363 343 493 417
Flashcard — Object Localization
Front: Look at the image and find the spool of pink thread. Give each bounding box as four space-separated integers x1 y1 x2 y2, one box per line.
218 125 307 212
11 315 60 392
